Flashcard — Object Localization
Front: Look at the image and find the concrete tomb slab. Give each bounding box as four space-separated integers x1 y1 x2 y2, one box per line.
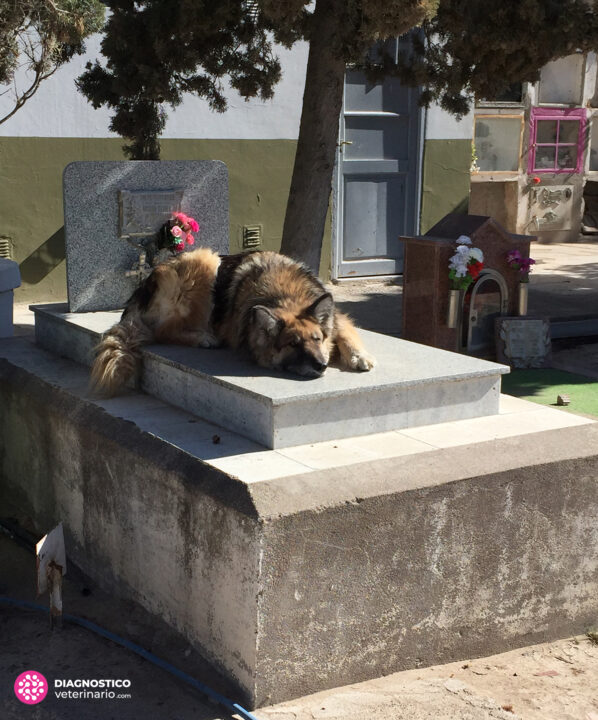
32 303 509 448
63 161 229 312
1 334 597 709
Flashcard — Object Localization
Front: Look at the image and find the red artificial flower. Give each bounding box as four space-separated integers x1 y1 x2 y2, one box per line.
469 261 484 280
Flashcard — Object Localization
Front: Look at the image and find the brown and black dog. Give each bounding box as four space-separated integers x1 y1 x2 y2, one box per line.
91 249 375 395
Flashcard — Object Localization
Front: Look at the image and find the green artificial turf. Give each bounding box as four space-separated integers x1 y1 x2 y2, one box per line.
501 368 598 418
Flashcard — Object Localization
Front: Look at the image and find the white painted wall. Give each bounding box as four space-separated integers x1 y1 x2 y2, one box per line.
1 27 476 144
425 103 473 140
0 34 309 140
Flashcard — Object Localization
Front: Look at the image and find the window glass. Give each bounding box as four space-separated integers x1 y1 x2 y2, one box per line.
559 120 580 143
536 120 558 143
535 146 556 169
557 146 578 169
474 117 521 172
530 108 585 173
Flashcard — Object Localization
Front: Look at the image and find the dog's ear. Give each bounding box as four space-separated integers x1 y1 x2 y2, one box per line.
304 293 334 334
253 305 283 337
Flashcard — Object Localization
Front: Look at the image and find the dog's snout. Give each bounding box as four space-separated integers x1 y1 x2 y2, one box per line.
313 360 327 373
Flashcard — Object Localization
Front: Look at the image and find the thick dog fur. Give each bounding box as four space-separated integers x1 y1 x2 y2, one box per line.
90 248 375 395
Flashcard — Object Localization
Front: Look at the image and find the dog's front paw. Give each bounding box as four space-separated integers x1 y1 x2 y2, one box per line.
197 332 220 348
350 351 375 371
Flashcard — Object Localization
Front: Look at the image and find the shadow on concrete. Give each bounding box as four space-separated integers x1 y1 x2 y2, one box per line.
19 227 65 285
529 265 598 319
0 531 243 720
333 283 403 338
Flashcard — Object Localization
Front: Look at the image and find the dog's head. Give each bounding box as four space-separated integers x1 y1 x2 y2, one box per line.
251 294 334 378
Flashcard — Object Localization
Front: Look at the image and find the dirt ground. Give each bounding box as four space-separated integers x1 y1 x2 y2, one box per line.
1 531 597 720
0 533 238 720
258 636 598 720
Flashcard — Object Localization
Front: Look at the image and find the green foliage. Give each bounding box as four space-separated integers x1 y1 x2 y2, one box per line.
260 0 439 56
364 0 598 117
77 1 282 159
0 0 104 124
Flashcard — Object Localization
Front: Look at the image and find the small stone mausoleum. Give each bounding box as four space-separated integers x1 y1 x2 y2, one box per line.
401 214 533 357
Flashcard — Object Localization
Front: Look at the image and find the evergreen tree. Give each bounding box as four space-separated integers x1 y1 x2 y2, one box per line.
0 0 104 125
77 0 281 159
271 0 598 270
373 0 596 118
264 0 439 270
78 0 598 270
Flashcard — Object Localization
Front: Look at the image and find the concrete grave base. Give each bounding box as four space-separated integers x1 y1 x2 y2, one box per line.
1 336 598 708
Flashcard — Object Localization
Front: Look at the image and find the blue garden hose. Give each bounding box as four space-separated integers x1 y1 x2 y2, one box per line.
0 596 260 720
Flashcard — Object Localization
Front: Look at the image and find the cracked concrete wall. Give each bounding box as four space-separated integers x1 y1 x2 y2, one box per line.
252 429 598 705
0 360 262 706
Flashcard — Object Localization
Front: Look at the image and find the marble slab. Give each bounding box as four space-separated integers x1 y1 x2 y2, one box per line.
63 161 229 312
32 303 509 449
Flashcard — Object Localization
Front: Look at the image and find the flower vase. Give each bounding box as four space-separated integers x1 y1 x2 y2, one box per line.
518 282 529 316
447 288 462 329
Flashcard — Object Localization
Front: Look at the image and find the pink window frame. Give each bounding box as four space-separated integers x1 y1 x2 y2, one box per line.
528 107 586 174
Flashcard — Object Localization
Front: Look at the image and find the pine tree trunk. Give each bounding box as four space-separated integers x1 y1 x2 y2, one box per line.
279 0 346 273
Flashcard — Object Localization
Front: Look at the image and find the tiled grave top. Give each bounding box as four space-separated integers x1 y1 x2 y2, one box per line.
33 303 509 448
64 161 229 312
33 304 508 401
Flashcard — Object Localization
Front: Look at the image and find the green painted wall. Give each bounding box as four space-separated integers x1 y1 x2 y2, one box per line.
0 137 332 303
0 135 468 303
420 139 471 233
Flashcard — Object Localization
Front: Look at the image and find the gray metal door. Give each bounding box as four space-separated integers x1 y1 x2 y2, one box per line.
335 39 422 278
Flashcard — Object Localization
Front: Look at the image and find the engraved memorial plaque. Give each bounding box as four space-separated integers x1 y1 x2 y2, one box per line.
63 161 229 312
119 189 184 238
495 317 551 368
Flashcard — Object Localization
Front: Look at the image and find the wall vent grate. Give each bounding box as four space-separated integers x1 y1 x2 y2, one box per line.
0 237 12 259
243 225 262 249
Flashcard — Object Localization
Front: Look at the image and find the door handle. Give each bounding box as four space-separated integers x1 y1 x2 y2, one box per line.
337 140 353 152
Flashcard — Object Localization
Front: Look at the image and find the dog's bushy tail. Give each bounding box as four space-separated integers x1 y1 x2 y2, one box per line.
90 317 153 396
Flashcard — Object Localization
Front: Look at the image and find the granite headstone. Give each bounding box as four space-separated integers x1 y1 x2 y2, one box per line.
64 161 229 312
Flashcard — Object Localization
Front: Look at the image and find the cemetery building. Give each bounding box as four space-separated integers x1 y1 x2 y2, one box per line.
470 52 598 243
0 34 470 302
0 34 596 302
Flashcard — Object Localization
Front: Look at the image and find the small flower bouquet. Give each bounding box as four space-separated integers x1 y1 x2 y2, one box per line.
159 212 200 254
506 249 535 282
448 235 485 291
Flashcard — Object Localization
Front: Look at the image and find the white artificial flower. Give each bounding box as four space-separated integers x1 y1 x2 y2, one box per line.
455 245 470 256
449 254 468 275
470 247 484 262
457 235 472 245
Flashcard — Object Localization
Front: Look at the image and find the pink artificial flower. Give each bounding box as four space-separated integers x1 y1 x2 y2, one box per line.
171 225 183 238
186 233 194 246
189 219 199 233
174 241 185 253
174 212 189 224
